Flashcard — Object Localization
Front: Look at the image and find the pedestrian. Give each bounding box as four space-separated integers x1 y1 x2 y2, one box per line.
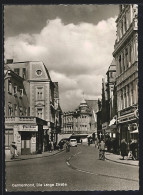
66 140 70 152
53 141 57 151
10 142 17 159
51 141 54 152
49 141 52 152
120 139 128 160
130 140 136 160
98 140 105 160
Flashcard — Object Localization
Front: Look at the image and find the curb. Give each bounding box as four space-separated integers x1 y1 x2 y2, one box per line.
5 149 64 162
105 156 139 166
82 144 139 167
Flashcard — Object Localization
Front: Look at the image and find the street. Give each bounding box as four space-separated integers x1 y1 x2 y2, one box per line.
5 144 139 191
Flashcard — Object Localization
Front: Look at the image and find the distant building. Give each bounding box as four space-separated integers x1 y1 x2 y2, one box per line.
61 98 98 141
113 4 138 144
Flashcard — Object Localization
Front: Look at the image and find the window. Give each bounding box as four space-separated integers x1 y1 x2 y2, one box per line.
14 86 17 95
14 68 20 75
129 45 132 66
122 52 125 71
37 87 44 100
119 55 122 74
124 89 127 108
124 15 127 31
125 48 128 68
23 68 26 79
19 106 23 116
110 72 113 78
8 80 12 94
25 108 28 116
14 104 18 116
121 90 124 109
36 70 42 76
20 89 23 97
8 102 13 116
37 108 43 119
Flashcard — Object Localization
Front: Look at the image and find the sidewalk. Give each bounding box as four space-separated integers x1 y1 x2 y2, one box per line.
5 149 64 162
105 152 139 166
88 143 139 166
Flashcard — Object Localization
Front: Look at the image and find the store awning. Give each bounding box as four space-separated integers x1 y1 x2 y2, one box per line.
109 118 116 126
87 134 93 138
130 129 139 134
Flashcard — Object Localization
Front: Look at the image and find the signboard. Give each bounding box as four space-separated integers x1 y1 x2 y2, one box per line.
43 125 49 130
18 125 38 132
102 122 108 129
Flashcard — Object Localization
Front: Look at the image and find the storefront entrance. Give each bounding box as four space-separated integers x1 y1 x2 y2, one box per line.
21 132 31 155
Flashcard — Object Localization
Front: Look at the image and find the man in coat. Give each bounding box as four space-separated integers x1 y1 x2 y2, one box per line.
120 139 128 160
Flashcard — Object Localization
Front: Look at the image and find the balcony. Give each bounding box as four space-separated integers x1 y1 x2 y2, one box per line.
5 117 36 124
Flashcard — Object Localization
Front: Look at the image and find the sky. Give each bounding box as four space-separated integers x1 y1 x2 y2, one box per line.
4 5 119 112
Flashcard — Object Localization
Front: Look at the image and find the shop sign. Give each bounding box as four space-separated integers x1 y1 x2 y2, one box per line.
43 125 49 130
102 122 108 129
18 125 38 132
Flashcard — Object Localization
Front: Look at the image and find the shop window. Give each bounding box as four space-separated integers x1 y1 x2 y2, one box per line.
8 80 12 94
14 68 20 76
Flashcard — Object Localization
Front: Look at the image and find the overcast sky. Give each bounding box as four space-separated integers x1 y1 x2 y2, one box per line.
4 5 119 112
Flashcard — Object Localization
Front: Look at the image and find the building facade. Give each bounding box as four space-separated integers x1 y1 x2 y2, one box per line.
61 98 98 141
113 4 138 144
5 60 62 157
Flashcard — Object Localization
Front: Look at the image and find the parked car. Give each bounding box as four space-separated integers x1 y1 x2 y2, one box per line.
70 139 77 147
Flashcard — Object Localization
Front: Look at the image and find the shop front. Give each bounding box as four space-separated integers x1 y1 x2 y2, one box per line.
14 124 38 155
118 111 139 145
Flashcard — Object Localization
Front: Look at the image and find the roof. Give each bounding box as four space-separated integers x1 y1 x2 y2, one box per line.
86 100 98 112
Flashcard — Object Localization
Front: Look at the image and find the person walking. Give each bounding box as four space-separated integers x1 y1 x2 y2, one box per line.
98 140 105 160
51 141 54 152
120 139 128 160
49 141 52 152
10 142 17 159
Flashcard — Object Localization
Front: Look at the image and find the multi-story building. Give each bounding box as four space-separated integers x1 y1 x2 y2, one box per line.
61 98 98 142
97 59 117 141
5 60 62 157
113 4 138 144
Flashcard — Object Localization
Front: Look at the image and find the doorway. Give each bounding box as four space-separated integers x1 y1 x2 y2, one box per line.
21 132 31 155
